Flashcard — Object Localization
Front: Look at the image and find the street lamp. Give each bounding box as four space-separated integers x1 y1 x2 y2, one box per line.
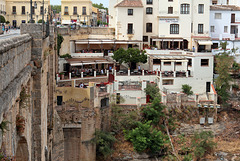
29 1 37 23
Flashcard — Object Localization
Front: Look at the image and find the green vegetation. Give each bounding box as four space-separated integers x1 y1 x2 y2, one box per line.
0 15 6 23
5 21 10 24
182 84 193 96
92 3 108 12
142 97 166 125
112 48 147 69
19 88 30 108
57 34 64 56
93 130 116 159
0 121 10 133
191 131 216 159
215 42 233 104
51 5 61 13
144 83 160 102
37 19 45 23
60 53 72 59
125 121 168 153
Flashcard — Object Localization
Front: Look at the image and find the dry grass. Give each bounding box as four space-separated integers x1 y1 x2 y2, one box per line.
216 139 240 153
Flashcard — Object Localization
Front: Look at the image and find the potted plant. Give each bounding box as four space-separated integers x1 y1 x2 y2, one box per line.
59 73 65 80
16 114 25 136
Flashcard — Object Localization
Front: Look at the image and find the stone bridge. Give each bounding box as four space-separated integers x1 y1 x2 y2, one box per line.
0 24 63 161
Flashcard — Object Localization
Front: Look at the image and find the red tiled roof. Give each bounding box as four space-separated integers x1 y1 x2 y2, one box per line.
115 0 143 7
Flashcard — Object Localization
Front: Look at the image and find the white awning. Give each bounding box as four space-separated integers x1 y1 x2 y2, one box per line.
70 62 110 66
75 40 141 45
153 39 183 42
198 41 213 45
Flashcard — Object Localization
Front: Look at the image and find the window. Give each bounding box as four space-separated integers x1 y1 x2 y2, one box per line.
198 4 204 14
64 6 68 15
181 4 190 14
40 6 43 15
128 9 133 15
22 6 25 14
82 7 86 15
146 23 152 32
143 36 148 42
153 59 161 64
101 98 109 107
22 20 26 23
163 79 174 85
224 26 228 33
146 7 153 14
188 59 192 66
147 0 153 4
198 24 203 34
168 7 173 14
215 13 222 19
127 23 133 34
168 0 173 1
201 59 209 66
12 6 16 14
57 96 63 105
212 0 217 5
170 24 179 34
164 62 171 65
176 62 182 65
32 6 35 14
73 6 77 15
210 26 214 32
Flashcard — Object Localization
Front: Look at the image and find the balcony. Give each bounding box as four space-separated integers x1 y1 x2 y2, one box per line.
73 12 78 15
12 12 16 15
64 12 69 15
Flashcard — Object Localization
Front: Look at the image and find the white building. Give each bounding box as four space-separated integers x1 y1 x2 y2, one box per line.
210 5 240 61
109 0 159 47
156 0 211 52
113 49 216 105
211 0 240 6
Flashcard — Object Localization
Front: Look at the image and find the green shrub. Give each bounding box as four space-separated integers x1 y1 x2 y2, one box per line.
183 154 193 161
232 84 239 89
60 53 72 59
37 19 45 23
142 97 166 125
191 131 216 159
144 83 161 102
57 34 64 55
125 121 168 153
182 84 193 96
93 130 116 159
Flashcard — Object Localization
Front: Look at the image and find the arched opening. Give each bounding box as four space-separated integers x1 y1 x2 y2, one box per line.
16 137 29 161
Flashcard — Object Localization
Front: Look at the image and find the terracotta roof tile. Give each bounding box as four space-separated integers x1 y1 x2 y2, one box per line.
210 5 240 11
115 0 143 8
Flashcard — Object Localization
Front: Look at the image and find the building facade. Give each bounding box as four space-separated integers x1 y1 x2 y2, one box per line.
5 0 49 27
0 0 6 21
211 0 240 6
210 5 240 51
156 0 211 51
61 0 92 25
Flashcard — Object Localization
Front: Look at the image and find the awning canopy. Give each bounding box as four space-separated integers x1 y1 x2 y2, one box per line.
198 41 213 45
67 58 113 66
152 37 184 42
75 39 142 45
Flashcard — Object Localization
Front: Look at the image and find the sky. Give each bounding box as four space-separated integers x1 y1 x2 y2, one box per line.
50 0 109 7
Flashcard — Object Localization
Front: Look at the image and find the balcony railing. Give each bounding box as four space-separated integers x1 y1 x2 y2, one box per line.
12 12 16 15
64 12 69 15
73 12 78 15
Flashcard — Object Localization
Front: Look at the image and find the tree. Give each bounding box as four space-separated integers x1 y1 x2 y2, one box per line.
182 84 193 96
112 48 147 69
125 121 168 153
93 130 116 159
191 131 216 159
92 3 108 12
51 5 61 13
37 19 45 24
144 83 161 102
0 15 5 23
142 97 166 125
215 47 233 104
57 34 64 55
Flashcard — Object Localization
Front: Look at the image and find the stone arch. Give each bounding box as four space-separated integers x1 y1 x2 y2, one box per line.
16 137 29 161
